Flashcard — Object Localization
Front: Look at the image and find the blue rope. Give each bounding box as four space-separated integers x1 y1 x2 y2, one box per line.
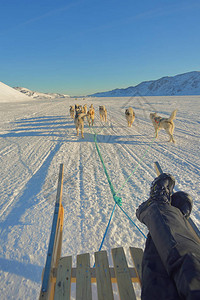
86 122 149 258
93 203 117 268
91 130 147 251
117 203 147 239
98 203 117 252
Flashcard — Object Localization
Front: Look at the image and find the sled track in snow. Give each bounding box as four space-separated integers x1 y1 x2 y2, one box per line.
106 111 200 175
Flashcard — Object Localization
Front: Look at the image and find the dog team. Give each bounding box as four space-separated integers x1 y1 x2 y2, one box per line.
70 103 177 143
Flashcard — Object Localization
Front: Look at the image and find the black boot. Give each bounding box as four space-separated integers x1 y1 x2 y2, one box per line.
171 191 193 218
136 173 175 222
149 173 175 203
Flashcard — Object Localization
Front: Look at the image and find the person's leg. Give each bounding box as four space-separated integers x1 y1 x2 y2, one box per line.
142 233 181 300
171 191 193 219
136 173 200 299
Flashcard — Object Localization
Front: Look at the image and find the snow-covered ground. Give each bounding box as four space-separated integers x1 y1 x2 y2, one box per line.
0 93 199 299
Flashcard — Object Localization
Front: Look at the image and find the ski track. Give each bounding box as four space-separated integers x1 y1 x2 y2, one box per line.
0 96 199 299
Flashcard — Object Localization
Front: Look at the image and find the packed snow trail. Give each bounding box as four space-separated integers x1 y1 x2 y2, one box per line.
0 95 199 299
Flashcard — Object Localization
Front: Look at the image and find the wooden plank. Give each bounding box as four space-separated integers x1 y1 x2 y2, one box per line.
112 247 136 300
154 161 163 176
54 256 72 300
76 253 92 300
39 164 64 299
95 251 114 300
56 163 64 205
129 247 143 286
55 205 64 268
65 267 138 283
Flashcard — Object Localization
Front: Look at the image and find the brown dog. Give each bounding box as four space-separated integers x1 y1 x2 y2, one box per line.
69 105 75 119
150 110 177 143
83 104 87 114
87 106 95 126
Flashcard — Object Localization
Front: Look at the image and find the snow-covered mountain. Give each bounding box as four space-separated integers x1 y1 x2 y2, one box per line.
13 86 70 99
0 81 30 103
89 71 200 97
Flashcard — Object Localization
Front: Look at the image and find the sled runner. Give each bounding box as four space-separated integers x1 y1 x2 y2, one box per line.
39 164 143 300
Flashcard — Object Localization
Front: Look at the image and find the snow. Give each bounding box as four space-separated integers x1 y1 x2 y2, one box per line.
0 82 31 103
0 87 200 299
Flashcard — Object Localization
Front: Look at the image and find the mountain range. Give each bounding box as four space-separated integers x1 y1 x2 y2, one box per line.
1 71 200 101
89 71 200 97
13 86 70 99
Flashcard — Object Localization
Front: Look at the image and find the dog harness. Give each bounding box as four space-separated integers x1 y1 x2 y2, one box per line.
154 117 172 125
154 117 163 125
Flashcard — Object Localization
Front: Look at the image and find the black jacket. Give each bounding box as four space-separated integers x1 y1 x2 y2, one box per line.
141 203 200 300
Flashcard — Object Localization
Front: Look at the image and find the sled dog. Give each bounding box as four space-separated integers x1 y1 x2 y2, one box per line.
125 107 135 127
87 106 95 126
69 105 75 119
150 110 177 143
99 105 107 122
74 106 87 138
75 104 84 113
83 104 87 114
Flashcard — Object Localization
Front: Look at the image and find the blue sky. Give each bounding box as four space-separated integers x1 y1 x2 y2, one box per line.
0 0 200 96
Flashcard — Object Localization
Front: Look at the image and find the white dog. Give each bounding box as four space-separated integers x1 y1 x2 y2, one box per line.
150 110 177 143
125 107 135 127
74 106 87 138
99 105 107 122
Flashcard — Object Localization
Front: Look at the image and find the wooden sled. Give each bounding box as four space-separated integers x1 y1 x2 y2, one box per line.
39 162 200 299
39 164 143 300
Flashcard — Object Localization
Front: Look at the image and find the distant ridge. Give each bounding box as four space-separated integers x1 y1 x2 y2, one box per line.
89 71 200 97
13 87 70 99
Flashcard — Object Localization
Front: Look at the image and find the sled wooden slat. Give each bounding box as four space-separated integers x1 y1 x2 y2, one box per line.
53 248 142 300
57 266 138 283
129 247 143 286
76 253 92 300
40 164 143 300
111 247 137 300
95 250 114 300
54 256 72 300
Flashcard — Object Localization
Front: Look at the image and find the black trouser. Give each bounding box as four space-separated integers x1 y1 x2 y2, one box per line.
142 203 200 300
142 233 181 299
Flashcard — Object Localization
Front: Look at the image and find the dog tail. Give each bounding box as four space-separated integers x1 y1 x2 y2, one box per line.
168 109 177 122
